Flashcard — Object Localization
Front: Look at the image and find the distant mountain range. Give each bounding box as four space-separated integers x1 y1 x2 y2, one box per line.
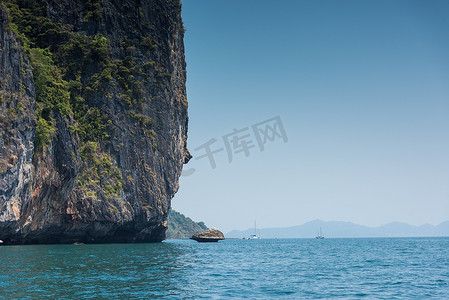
226 220 449 238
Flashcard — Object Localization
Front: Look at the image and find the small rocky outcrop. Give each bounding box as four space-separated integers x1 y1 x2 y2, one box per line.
191 228 225 243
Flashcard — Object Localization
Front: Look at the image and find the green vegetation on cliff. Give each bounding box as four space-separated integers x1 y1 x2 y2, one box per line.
0 0 188 244
2 0 163 202
166 210 208 239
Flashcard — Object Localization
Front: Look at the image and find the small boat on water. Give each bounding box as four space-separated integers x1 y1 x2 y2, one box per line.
316 227 324 239
246 221 261 239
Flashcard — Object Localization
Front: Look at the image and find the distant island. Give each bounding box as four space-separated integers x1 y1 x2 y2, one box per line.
226 219 449 238
166 210 208 239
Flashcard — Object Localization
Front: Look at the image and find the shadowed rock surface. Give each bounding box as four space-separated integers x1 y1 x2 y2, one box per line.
191 228 225 243
0 0 189 244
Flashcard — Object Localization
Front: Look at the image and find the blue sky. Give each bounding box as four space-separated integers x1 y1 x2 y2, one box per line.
172 0 449 233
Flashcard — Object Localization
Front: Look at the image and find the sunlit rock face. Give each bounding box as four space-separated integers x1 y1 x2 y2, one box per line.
191 228 225 243
0 0 189 244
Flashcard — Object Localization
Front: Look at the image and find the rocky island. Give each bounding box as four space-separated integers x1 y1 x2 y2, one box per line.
0 0 190 244
166 209 208 239
191 228 225 243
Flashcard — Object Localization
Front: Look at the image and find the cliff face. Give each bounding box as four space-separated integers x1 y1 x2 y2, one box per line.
0 0 189 244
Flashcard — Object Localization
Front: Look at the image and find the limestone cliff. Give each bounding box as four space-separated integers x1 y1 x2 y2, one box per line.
0 0 189 244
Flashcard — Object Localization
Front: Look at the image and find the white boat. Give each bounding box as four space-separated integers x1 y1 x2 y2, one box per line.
247 221 261 239
316 227 324 239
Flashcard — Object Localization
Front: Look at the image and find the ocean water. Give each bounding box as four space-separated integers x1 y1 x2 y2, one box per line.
0 237 448 299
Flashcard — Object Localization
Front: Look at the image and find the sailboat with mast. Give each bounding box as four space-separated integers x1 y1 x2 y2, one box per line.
247 221 261 239
316 227 324 239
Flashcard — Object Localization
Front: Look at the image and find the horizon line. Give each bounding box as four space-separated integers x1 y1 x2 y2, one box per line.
228 219 449 233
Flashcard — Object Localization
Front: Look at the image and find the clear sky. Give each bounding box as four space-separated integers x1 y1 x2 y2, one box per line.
171 0 449 233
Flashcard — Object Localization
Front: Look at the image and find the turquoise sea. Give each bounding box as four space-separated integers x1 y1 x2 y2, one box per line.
1 237 448 299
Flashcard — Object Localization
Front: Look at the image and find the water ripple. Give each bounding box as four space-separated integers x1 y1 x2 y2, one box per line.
0 238 448 299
